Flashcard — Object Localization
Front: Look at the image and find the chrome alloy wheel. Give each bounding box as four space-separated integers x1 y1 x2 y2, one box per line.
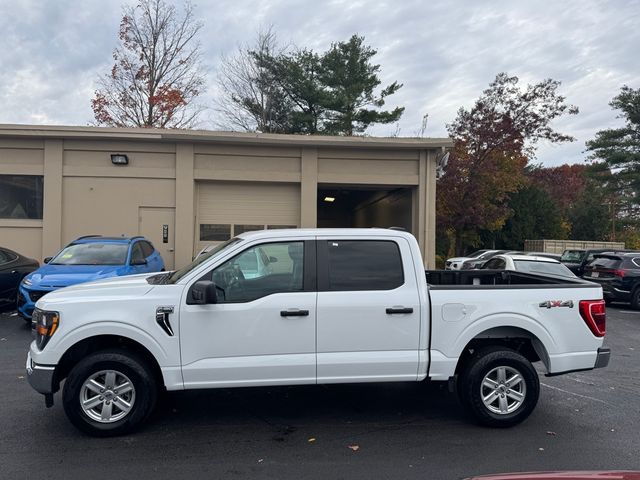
80 370 136 423
480 366 526 415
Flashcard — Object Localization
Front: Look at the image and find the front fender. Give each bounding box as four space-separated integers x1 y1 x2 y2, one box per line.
34 321 174 368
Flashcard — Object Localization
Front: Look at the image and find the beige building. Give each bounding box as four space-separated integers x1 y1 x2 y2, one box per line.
0 125 451 269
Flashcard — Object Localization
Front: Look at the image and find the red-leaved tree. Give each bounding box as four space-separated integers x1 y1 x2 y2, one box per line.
528 164 587 215
438 73 579 255
91 0 205 128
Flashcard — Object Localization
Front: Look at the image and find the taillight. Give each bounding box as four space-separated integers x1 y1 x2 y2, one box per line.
579 300 606 337
613 269 626 277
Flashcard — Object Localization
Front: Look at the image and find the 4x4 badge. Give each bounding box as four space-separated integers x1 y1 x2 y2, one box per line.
539 300 574 309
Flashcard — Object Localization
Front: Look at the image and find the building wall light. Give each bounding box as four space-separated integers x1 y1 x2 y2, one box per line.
324 196 335 202
111 154 129 165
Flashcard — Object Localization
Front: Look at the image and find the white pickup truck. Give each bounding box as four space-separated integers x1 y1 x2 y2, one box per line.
26 229 610 436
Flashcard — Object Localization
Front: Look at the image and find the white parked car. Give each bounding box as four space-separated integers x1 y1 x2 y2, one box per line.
27 229 607 436
446 249 494 270
481 254 577 279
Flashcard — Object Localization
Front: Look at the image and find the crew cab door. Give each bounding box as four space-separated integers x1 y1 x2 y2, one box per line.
316 236 421 383
179 239 316 388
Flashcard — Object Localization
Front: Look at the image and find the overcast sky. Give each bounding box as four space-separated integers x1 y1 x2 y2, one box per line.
0 0 638 166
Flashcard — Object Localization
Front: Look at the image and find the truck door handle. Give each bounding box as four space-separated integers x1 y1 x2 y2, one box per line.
280 309 309 317
386 307 414 314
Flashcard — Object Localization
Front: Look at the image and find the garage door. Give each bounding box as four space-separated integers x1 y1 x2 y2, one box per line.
196 181 300 252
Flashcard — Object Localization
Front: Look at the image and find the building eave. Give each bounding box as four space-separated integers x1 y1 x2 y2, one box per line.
0 124 453 149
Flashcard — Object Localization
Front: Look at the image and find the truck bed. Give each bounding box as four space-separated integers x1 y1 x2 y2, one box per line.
426 269 594 289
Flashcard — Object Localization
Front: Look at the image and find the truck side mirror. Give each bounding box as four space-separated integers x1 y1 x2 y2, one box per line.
190 280 218 305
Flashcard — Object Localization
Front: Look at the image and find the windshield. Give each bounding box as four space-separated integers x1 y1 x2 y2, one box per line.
560 250 586 263
167 238 243 284
50 242 129 266
514 260 576 278
467 249 488 258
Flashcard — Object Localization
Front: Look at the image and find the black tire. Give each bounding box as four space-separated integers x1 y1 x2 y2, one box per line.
62 350 157 437
458 347 539 428
631 288 640 310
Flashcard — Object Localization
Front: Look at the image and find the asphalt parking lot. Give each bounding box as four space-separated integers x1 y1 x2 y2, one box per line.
1 306 639 480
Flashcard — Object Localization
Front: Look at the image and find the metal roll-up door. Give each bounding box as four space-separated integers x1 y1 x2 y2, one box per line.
196 181 300 252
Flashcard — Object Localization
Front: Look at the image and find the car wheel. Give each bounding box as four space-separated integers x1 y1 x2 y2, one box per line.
458 347 539 428
631 288 640 310
62 350 157 437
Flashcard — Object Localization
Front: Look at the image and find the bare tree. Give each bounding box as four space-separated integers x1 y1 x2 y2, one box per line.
216 27 294 133
91 0 205 128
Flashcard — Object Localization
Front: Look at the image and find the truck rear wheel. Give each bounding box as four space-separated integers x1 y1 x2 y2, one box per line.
458 347 539 428
62 350 157 437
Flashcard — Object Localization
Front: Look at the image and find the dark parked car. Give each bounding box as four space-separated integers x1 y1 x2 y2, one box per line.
583 252 640 309
0 247 39 311
561 248 634 276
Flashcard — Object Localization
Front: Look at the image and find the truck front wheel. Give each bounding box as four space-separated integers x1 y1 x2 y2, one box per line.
458 347 539 428
62 350 157 437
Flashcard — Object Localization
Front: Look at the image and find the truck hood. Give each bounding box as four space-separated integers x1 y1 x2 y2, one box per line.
25 264 127 289
35 273 154 308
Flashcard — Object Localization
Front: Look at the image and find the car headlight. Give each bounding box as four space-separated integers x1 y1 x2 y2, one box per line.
32 309 59 350
22 278 32 287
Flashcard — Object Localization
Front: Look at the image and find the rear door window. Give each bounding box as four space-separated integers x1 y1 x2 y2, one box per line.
483 258 505 269
324 240 404 291
140 241 155 258
131 243 145 263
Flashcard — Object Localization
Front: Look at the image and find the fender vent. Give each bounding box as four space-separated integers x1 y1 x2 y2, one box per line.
156 306 175 336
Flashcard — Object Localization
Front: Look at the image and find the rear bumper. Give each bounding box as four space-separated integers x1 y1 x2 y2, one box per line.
594 347 611 369
26 350 57 395
602 287 631 302
583 278 630 301
545 347 611 377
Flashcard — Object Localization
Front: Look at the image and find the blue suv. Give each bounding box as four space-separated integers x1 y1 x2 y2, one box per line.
18 235 165 321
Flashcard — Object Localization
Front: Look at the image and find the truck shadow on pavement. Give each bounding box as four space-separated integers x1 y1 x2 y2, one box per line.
150 380 465 436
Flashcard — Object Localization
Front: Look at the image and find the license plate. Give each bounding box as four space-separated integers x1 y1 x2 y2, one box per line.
591 272 599 278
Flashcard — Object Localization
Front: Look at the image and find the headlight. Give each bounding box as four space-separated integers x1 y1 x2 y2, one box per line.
33 309 59 350
22 278 32 287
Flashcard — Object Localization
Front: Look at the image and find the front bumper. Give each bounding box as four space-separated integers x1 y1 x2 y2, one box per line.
594 347 611 369
17 286 56 320
26 350 57 395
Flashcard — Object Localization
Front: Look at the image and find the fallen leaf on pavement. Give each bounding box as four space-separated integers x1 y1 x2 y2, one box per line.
17 376 24 379
308 438 316 443
538 448 545 451
348 445 360 451
546 431 556 436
